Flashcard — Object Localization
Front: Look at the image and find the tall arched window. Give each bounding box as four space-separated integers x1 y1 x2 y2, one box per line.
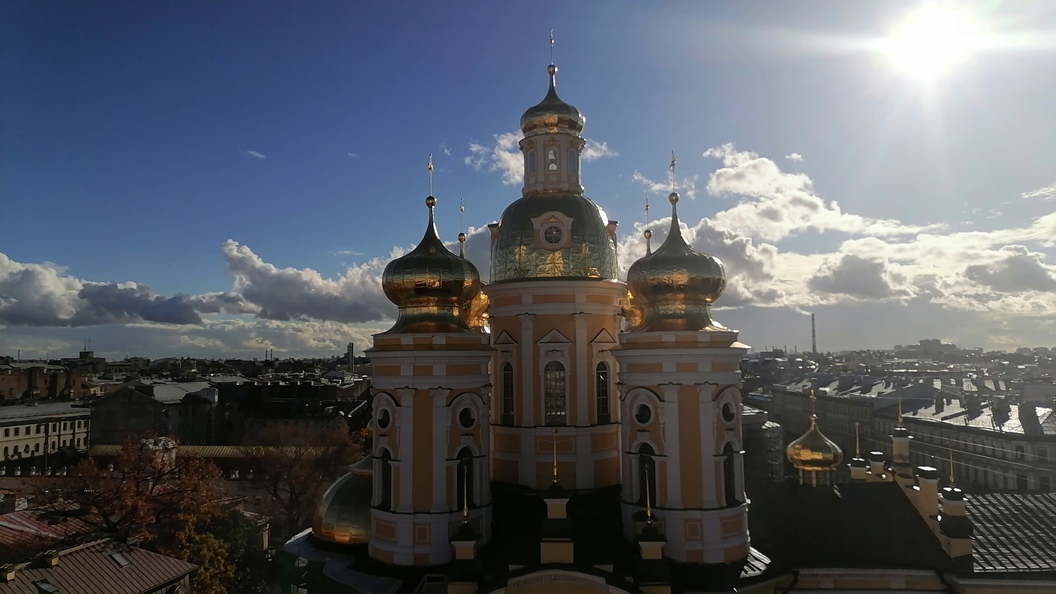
595 362 610 423
529 152 537 173
502 363 515 425
544 361 566 426
456 448 475 509
637 443 657 506
379 449 393 510
547 148 558 171
723 442 738 505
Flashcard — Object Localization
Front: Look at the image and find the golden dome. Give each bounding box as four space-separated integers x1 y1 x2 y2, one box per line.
520 64 585 138
625 192 726 331
490 192 618 283
785 415 844 471
312 455 373 545
382 196 482 333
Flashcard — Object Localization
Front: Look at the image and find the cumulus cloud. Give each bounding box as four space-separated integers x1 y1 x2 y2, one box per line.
1022 182 1056 201
0 253 202 327
964 246 1056 292
465 131 523 185
220 240 395 323
785 153 803 161
242 150 266 160
808 254 906 300
703 143 945 242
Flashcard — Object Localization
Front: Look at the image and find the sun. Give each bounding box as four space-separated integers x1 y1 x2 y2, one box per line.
880 5 987 81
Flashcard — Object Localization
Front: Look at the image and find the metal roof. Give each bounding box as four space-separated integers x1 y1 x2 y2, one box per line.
0 539 196 594
0 403 90 422
970 492 1056 573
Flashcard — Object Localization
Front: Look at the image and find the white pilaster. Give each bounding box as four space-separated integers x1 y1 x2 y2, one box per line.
661 383 682 509
698 384 718 508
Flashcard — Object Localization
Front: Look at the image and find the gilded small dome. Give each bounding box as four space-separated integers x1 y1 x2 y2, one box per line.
312 456 373 545
785 415 844 471
520 63 585 138
490 192 618 283
382 196 482 333
625 192 726 331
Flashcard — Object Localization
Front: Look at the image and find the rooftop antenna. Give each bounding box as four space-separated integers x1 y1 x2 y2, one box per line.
427 154 434 196
552 427 559 485
854 421 861 458
897 393 904 426
948 446 956 487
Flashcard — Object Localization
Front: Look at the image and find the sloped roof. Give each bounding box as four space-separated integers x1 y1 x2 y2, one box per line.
969 492 1056 573
0 540 196 594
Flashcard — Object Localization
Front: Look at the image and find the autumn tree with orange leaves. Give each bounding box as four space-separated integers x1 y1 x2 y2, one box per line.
55 434 227 545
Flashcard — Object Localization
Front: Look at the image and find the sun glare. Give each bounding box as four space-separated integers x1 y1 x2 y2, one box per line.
881 5 987 81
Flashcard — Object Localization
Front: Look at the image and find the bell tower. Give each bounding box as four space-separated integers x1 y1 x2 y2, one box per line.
485 59 624 491
615 191 751 565
367 197 493 566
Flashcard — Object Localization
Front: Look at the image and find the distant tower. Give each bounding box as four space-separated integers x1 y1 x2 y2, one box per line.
616 190 751 564
346 342 354 374
811 312 817 355
366 196 493 565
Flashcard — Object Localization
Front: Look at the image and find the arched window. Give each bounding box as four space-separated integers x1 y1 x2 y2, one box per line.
637 443 657 506
547 148 558 171
379 449 393 510
3 446 7 458
529 152 537 173
456 448 475 509
567 150 577 172
723 442 738 504
502 363 515 425
544 361 566 426
595 362 610 423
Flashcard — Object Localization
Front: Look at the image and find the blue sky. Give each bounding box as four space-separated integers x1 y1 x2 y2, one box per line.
3 1 1056 359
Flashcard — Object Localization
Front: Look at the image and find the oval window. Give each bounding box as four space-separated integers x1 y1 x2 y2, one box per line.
459 407 475 428
722 402 736 423
635 404 652 424
543 225 563 247
377 408 391 430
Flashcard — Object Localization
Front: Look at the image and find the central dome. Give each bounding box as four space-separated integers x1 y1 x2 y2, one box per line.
520 64 585 138
490 192 618 283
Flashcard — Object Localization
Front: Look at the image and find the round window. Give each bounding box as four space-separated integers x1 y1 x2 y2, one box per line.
722 402 736 423
377 409 391 430
635 403 652 424
542 225 564 247
458 407 475 428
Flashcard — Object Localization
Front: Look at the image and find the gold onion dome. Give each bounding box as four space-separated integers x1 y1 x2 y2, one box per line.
520 63 585 138
785 415 844 471
312 455 373 545
625 192 726 331
382 196 482 333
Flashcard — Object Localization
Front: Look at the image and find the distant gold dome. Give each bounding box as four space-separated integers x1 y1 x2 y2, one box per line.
785 415 844 471
625 192 726 331
490 192 618 283
520 64 585 138
382 196 482 333
312 455 373 545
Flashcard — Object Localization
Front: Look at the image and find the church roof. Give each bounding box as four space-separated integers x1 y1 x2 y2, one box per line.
969 492 1056 573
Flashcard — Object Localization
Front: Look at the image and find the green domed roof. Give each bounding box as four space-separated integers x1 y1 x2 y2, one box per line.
490 192 618 283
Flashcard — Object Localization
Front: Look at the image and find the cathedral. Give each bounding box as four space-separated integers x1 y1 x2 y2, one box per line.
281 59 1056 594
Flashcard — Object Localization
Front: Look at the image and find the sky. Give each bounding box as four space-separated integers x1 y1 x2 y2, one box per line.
2 1 1056 360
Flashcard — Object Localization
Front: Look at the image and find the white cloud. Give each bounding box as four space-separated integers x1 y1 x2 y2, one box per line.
785 153 803 161
581 140 618 161
242 150 266 160
631 171 698 200
465 131 523 185
439 142 452 157
347 152 358 159
1022 181 1056 201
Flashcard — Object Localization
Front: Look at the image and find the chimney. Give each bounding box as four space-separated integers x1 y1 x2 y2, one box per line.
913 466 939 520
44 550 60 567
939 485 973 558
1 564 16 582
868 451 886 478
